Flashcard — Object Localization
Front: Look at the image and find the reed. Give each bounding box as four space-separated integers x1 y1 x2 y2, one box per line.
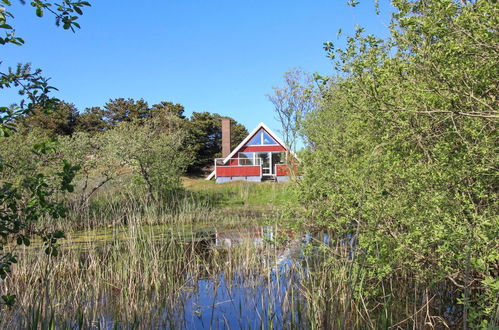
34 178 294 233
2 224 472 329
0 180 484 329
1 222 299 328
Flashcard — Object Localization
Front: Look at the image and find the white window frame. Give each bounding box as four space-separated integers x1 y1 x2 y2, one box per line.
246 129 278 146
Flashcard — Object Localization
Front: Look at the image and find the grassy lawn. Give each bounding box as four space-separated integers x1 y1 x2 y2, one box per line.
182 177 298 209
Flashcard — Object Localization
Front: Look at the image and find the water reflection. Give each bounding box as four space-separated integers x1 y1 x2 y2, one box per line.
3 223 467 329
170 227 328 329
181 270 303 329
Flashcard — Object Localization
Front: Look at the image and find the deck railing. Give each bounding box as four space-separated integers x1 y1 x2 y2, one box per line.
214 158 263 167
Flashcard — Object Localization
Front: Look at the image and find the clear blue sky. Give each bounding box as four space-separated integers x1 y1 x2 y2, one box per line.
2 0 392 132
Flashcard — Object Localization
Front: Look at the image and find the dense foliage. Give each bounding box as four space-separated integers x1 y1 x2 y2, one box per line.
18 99 248 173
101 115 191 202
0 0 90 308
3 116 192 202
187 111 248 172
20 102 79 136
299 0 498 326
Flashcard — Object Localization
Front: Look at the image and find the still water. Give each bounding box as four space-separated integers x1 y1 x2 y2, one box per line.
3 222 464 329
63 224 331 329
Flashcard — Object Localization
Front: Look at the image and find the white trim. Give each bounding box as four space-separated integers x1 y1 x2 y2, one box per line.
206 122 300 180
255 151 272 176
214 157 263 167
217 165 258 168
206 170 216 180
246 129 279 146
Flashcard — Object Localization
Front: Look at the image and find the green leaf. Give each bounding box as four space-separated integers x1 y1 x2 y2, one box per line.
36 7 43 17
1 294 16 307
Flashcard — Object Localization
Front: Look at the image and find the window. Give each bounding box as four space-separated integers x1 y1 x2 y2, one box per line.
238 152 254 165
246 133 262 146
245 129 278 146
271 152 286 165
271 152 286 174
262 131 277 145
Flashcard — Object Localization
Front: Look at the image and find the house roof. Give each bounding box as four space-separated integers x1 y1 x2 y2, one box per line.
206 122 299 180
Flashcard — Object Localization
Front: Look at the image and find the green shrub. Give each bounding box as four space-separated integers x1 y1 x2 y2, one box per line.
299 0 498 325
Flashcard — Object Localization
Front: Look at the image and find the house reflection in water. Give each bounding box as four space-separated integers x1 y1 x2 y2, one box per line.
197 226 293 247
214 226 275 247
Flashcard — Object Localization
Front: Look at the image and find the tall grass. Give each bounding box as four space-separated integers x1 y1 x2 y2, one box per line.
1 223 473 329
1 222 302 328
2 179 487 328
34 178 296 233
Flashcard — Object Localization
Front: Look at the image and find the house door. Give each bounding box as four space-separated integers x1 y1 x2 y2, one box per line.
271 152 285 175
256 152 271 176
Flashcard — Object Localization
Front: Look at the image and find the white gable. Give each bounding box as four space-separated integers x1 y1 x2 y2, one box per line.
206 122 299 180
245 128 279 146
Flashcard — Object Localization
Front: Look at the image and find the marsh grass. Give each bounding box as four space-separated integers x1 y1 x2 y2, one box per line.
34 178 296 234
295 232 475 329
1 224 470 329
1 179 482 329
0 179 303 328
1 222 305 329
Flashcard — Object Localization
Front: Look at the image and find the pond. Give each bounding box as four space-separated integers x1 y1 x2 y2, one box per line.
84 225 325 329
1 222 463 329
2 222 336 329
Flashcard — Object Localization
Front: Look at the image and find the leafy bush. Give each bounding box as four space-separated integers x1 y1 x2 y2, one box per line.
299 0 498 325
103 114 193 203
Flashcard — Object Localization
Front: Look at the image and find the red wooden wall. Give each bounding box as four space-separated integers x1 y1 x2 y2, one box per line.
216 166 261 177
275 164 298 176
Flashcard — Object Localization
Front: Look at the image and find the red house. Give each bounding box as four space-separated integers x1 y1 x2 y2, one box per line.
206 120 299 183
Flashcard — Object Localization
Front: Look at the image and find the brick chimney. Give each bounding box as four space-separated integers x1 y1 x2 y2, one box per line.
221 118 231 158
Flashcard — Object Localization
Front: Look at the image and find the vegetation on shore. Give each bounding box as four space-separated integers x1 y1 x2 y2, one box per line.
18 99 249 174
1 0 497 328
0 179 300 329
0 180 468 329
296 0 498 327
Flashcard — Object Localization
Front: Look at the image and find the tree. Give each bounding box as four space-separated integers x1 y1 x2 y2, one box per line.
57 130 122 211
102 98 150 126
150 101 189 134
267 68 319 153
299 0 498 326
0 0 90 308
105 115 192 203
75 106 107 133
151 101 186 120
0 1 91 136
19 101 79 136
